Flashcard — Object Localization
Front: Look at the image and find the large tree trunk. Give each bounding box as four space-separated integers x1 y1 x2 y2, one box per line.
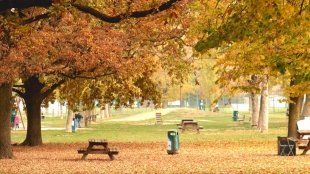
248 75 260 127
0 82 14 159
65 109 73 132
104 103 112 118
162 101 168 108
288 96 302 138
250 92 259 126
301 94 310 118
258 76 269 133
0 9 15 158
288 76 302 138
20 77 44 146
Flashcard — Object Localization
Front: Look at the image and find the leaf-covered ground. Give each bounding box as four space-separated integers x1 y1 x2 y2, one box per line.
1 140 309 174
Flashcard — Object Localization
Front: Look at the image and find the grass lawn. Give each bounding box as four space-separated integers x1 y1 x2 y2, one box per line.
12 108 289 143
6 108 302 174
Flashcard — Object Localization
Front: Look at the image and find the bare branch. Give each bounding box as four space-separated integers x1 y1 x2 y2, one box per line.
72 0 180 23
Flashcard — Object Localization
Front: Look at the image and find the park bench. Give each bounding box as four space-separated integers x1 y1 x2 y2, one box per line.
243 117 251 124
241 116 257 129
238 115 245 123
77 138 119 160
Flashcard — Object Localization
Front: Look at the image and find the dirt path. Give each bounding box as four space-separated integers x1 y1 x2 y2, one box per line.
107 108 179 121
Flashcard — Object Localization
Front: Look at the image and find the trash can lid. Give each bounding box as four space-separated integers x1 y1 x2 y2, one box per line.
168 129 178 132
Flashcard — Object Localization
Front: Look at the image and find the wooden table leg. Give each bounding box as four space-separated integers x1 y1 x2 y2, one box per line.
301 149 308 155
301 142 310 155
81 145 93 160
81 153 88 160
108 153 114 160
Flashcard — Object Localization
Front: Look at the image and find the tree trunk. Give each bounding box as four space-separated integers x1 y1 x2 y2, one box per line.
162 101 168 108
0 82 14 159
108 103 112 117
250 92 260 126
21 94 43 146
249 96 252 114
100 109 103 119
259 76 269 133
301 94 310 118
298 95 304 120
288 76 302 138
288 96 302 138
248 75 260 127
20 77 44 146
104 104 109 118
0 9 15 158
60 103 63 119
65 109 73 132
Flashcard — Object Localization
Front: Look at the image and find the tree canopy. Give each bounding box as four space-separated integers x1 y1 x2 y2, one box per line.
0 0 198 148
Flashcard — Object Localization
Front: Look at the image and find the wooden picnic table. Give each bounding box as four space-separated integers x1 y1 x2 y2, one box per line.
77 139 119 160
297 130 310 155
182 121 202 134
176 118 194 126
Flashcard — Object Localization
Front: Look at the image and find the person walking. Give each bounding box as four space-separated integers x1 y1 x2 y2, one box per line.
14 116 20 129
75 113 83 128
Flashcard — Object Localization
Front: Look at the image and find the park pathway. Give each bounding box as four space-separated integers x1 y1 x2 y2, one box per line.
107 108 179 122
13 108 179 131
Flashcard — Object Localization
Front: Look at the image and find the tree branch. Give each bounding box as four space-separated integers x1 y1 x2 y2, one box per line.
72 0 179 23
2 0 181 24
58 71 116 80
12 87 25 98
40 79 66 101
21 12 50 25
299 0 305 15
0 0 52 13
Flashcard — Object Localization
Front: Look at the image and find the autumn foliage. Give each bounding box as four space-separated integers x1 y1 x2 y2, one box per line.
0 0 198 147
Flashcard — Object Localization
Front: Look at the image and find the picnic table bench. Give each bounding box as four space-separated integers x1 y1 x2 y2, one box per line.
77 138 119 160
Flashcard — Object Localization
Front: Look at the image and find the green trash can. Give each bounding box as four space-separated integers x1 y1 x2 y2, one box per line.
233 111 238 121
167 129 180 154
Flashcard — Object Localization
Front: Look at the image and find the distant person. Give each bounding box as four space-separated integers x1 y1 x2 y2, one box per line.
11 109 17 129
213 107 219 113
75 113 83 128
14 116 20 129
286 108 289 117
41 113 45 119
